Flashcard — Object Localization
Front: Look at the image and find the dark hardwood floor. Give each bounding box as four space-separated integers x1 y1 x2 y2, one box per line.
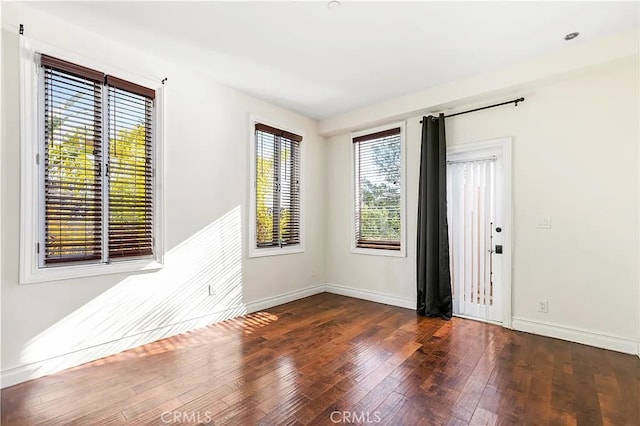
2 293 639 425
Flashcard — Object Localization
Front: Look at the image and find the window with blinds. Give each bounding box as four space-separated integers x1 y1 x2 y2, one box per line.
254 123 301 249
107 77 155 260
42 55 104 264
40 54 155 266
353 127 402 251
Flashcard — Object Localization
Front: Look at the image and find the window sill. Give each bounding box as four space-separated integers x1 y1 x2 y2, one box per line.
20 259 163 284
351 247 406 258
249 245 304 258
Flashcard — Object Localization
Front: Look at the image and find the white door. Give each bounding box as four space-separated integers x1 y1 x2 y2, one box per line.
447 140 510 323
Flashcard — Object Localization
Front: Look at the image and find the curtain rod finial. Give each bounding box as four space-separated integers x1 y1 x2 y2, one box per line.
161 78 167 85
19 24 24 35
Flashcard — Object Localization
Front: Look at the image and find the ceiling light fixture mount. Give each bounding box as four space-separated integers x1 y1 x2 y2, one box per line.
328 1 341 10
564 32 579 41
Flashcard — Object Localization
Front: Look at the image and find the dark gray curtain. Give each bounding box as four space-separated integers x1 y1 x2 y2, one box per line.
417 114 452 319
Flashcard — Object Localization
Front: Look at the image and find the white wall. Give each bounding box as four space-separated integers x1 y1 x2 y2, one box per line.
1 3 326 386
325 58 640 354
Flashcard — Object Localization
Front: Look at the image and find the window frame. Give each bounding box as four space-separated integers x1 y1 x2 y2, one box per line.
19 37 165 284
248 115 304 258
351 122 407 258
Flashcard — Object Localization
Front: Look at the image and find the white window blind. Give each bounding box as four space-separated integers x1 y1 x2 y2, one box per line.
255 123 301 248
353 127 401 250
447 158 496 315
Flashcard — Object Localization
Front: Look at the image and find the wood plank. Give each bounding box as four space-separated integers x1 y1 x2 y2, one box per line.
1 293 638 425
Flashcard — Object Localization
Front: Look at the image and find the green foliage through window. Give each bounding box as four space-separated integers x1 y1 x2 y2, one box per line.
41 58 155 265
354 128 401 250
255 124 301 248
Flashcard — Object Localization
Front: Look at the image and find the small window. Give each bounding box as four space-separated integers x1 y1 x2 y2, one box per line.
352 124 405 255
250 121 302 257
20 46 163 283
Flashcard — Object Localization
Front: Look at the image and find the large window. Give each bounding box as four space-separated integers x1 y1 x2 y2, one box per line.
352 124 405 256
20 46 163 283
251 121 302 256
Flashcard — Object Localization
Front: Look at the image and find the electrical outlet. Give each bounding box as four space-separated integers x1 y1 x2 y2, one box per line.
209 285 216 296
536 216 552 229
538 299 548 313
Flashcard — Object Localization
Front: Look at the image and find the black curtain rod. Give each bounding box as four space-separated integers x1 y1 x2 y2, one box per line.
420 97 525 123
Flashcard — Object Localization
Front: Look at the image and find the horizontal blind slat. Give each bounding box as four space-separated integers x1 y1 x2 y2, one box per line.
106 75 156 99
41 54 104 81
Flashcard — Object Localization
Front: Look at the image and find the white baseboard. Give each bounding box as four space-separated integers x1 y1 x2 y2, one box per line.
4 284 636 389
512 317 639 356
326 284 639 356
325 283 414 310
1 284 326 389
245 284 326 313
0 304 248 389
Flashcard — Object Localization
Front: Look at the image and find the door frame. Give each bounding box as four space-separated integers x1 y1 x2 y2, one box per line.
447 137 513 328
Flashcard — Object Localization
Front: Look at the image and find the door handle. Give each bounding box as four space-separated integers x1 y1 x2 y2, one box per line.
488 245 503 254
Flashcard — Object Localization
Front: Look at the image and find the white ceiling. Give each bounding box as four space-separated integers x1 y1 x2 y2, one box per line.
27 1 640 120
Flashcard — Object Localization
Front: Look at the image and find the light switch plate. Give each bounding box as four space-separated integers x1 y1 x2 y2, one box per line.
536 216 551 229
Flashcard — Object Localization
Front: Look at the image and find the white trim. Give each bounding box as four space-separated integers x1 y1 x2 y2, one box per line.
248 245 305 258
100 79 110 264
0 304 248 389
351 247 406 258
3 283 636 388
350 121 407 258
19 36 40 283
154 86 167 267
22 259 164 284
18 38 166 284
324 283 639 356
447 137 513 328
248 114 305 258
0 285 325 388
245 284 325 313
325 283 414 310
37 56 46 267
512 317 639 356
